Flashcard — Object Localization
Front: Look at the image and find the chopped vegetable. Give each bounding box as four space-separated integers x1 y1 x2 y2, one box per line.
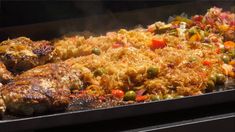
192 15 203 22
111 89 124 98
189 56 197 62
224 41 235 49
202 60 212 66
229 59 235 67
175 95 184 98
147 24 156 33
221 55 230 63
147 67 159 78
136 95 148 102
150 38 166 50
163 94 174 100
174 16 193 25
188 27 197 35
157 24 172 34
218 25 229 32
92 48 101 55
228 49 235 59
124 90 136 101
216 73 226 85
209 74 217 83
112 43 122 48
150 94 161 101
94 68 104 77
189 33 201 42
206 80 215 92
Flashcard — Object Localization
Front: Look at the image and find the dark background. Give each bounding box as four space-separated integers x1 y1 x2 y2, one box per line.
0 0 192 28
0 0 234 40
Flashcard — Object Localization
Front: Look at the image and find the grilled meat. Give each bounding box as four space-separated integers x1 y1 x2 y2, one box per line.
0 58 88 115
0 61 13 84
0 37 54 73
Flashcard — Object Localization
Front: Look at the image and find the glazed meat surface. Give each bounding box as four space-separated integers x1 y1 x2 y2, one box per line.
0 61 13 84
0 37 54 72
0 58 88 115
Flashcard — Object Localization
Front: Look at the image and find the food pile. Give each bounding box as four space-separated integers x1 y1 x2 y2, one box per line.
0 7 234 116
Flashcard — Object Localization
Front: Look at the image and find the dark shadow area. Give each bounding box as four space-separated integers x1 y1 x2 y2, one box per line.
0 1 185 28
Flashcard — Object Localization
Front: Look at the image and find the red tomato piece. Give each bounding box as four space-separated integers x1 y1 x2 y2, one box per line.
111 89 124 98
151 38 166 50
203 60 212 66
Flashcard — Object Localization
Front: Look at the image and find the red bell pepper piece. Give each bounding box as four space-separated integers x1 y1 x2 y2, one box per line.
111 89 124 98
151 38 166 50
202 60 212 66
136 95 148 102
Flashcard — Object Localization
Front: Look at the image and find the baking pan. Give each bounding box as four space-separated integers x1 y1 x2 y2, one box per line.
0 89 234 132
0 2 235 132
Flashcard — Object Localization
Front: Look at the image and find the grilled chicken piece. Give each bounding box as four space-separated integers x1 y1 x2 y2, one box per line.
0 61 13 84
0 37 54 73
0 58 88 115
0 95 6 118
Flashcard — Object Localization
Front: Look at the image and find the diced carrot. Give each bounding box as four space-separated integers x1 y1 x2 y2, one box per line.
229 60 235 67
111 89 124 98
189 33 201 42
202 60 212 66
224 41 235 49
150 38 166 50
136 95 148 102
218 24 229 32
228 71 235 78
215 48 221 54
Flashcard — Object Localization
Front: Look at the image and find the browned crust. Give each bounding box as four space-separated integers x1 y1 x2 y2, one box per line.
0 37 54 73
1 58 84 115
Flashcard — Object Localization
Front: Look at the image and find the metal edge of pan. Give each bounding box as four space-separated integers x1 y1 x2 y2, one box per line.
0 89 234 132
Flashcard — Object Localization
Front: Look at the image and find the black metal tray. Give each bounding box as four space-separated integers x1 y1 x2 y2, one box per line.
0 2 235 131
0 89 234 132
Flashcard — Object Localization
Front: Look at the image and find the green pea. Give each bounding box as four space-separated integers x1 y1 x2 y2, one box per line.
147 67 159 79
94 68 104 77
189 57 197 62
228 49 235 59
124 90 136 101
205 80 215 92
221 55 230 63
209 74 217 83
216 73 226 85
150 95 161 101
92 48 101 55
